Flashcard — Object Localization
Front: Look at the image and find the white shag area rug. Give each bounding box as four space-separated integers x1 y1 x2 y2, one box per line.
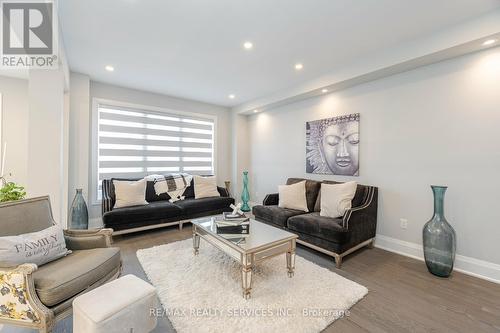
136 239 367 333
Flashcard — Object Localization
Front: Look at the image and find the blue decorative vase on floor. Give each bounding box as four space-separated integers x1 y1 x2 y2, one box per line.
241 171 251 212
423 185 456 277
70 189 89 229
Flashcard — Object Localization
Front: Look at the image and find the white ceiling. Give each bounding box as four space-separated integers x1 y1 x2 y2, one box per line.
59 0 500 107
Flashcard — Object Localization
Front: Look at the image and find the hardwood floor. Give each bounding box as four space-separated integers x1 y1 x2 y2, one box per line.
2 224 499 333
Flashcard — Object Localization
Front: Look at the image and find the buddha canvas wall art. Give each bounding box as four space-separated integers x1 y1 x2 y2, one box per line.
306 113 360 176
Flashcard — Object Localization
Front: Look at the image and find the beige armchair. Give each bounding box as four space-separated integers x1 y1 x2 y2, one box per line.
0 196 122 333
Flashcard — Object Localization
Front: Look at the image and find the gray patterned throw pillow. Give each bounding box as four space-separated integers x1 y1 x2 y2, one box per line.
0 225 70 267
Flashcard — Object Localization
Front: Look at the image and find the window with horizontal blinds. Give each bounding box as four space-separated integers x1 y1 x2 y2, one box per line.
95 103 215 199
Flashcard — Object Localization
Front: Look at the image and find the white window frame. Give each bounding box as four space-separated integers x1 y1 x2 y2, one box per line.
90 98 218 205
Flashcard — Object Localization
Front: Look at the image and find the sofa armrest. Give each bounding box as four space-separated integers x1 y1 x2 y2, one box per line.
340 187 378 251
342 186 378 229
63 228 114 250
101 179 114 215
0 264 46 325
263 193 279 206
217 186 230 197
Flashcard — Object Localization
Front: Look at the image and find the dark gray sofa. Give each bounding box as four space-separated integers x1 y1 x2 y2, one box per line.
252 178 378 268
102 178 234 234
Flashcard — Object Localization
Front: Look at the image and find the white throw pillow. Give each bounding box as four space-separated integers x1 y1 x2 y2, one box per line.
320 181 357 218
113 179 148 209
0 225 70 267
194 175 220 199
278 181 309 212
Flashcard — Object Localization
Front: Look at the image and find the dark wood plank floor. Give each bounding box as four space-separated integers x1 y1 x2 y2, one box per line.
2 224 500 333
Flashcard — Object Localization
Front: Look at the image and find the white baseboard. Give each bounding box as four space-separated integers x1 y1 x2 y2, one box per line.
375 234 500 285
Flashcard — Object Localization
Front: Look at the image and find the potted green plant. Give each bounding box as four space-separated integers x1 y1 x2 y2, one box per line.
0 181 27 202
0 143 26 202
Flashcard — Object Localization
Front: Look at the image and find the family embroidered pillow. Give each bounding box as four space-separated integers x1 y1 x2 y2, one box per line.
0 225 70 267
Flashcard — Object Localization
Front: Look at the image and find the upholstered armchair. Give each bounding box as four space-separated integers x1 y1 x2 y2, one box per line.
0 196 122 333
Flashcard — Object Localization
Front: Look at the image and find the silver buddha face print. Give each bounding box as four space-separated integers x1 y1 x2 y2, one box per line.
306 113 359 176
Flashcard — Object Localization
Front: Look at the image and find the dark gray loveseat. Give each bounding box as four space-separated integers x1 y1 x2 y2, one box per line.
102 178 234 234
253 178 378 268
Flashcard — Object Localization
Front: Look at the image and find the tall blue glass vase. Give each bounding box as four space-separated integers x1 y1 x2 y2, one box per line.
241 171 251 212
70 189 89 229
423 186 456 277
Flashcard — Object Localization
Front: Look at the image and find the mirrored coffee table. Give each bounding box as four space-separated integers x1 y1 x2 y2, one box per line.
191 216 298 299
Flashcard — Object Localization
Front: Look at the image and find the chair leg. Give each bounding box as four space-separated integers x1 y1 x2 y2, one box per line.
334 254 342 269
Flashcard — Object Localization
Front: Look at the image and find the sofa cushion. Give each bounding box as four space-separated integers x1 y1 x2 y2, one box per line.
112 179 148 209
109 177 171 203
252 205 305 228
193 175 220 199
314 181 367 212
0 225 70 267
278 181 308 212
182 178 197 198
145 180 170 202
286 178 321 212
173 197 233 215
103 201 183 227
33 247 121 307
320 181 357 218
287 212 349 244
171 178 229 199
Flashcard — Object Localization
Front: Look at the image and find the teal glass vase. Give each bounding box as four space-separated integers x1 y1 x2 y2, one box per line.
241 171 251 212
70 189 89 229
423 186 456 277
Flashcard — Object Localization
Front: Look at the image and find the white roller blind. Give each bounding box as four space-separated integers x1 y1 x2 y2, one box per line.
95 103 215 198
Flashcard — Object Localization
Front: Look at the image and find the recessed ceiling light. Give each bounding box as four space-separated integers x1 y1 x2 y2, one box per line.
295 63 303 70
483 39 497 46
253 109 259 113
228 94 235 99
322 88 328 93
105 65 114 72
243 41 253 50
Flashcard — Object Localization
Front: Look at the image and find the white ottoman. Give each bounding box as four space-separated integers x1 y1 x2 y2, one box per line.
73 274 158 333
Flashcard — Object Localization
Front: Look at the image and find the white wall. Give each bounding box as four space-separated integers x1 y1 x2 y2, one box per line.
231 113 249 200
68 73 90 217
68 77 233 222
27 69 67 225
0 76 29 185
246 47 500 278
0 71 69 226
